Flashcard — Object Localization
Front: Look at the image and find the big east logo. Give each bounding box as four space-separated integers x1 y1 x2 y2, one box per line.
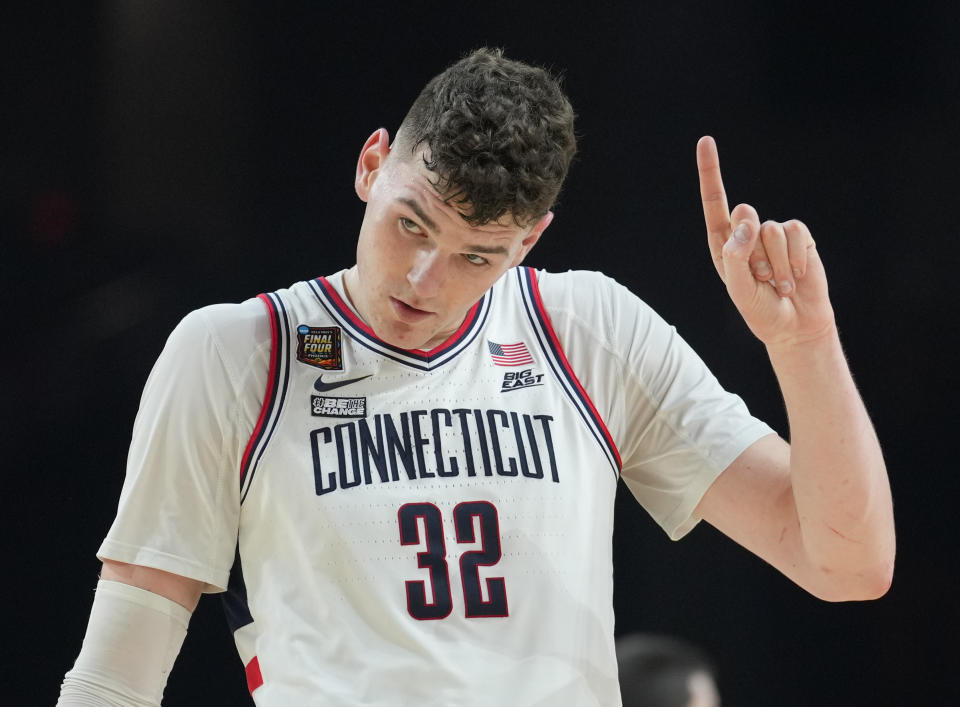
501 368 544 392
296 325 343 370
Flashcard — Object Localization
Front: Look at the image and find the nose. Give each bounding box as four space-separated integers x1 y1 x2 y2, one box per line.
406 247 446 298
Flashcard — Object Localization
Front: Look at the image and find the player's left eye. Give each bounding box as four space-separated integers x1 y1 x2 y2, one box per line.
463 253 489 266
399 217 423 234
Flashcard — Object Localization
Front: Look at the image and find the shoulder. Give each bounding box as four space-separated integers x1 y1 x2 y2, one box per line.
159 295 273 387
533 269 651 316
174 296 270 352
532 268 615 300
191 296 272 345
528 268 661 349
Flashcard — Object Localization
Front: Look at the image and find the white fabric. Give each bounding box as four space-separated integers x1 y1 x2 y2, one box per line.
97 300 268 591
537 271 773 538
57 580 191 707
96 268 772 706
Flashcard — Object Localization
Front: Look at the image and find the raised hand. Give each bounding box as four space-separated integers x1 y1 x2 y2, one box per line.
696 136 836 351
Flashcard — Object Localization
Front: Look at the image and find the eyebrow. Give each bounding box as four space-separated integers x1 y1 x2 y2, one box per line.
397 197 510 256
398 198 439 233
467 243 510 255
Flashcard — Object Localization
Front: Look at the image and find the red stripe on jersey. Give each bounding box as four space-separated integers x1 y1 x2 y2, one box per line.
317 277 482 357
239 294 279 481
527 270 622 470
414 299 482 358
245 655 264 694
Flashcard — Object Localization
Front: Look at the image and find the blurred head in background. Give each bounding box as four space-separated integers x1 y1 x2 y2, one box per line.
616 633 720 707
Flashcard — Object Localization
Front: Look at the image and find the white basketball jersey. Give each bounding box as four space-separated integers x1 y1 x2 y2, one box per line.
229 267 623 705
99 266 773 706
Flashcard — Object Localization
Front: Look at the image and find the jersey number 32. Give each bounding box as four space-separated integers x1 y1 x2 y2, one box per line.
398 501 507 620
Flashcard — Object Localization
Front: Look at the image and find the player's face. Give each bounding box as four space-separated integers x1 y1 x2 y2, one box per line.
345 129 552 350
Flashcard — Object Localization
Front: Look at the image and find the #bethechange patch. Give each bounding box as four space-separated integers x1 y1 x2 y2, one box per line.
310 395 366 418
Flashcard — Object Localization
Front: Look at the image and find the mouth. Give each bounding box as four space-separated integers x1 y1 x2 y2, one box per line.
389 296 434 323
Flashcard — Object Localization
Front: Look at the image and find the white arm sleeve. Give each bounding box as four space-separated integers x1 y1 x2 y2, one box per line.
57 580 192 707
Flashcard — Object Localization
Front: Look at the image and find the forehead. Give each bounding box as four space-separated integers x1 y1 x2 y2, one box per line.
385 149 521 236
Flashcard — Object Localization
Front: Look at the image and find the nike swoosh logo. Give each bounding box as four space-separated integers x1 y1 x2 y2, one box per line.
313 374 372 393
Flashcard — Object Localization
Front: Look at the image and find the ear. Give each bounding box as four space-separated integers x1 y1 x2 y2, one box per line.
355 128 392 202
509 211 554 267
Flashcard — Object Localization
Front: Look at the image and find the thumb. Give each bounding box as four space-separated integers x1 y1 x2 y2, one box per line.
721 219 760 302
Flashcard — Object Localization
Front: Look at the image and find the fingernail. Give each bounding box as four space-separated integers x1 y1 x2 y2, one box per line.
778 280 793 294
733 223 749 244
755 261 771 277
793 267 802 277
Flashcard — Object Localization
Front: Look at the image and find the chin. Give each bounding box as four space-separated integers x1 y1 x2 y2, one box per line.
374 323 431 351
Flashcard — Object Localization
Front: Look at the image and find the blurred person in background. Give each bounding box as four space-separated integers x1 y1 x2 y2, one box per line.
617 633 720 707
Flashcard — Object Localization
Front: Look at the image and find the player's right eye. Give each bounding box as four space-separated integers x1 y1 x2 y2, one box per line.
399 217 423 234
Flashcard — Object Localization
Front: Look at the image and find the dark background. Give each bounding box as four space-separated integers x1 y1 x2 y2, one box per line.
6 1 957 704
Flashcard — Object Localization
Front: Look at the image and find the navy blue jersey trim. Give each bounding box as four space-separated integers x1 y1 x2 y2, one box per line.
307 278 491 371
222 541 254 632
517 268 620 477
241 292 292 503
239 295 282 490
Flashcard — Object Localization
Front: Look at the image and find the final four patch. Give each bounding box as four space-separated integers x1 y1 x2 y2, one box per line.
297 325 343 370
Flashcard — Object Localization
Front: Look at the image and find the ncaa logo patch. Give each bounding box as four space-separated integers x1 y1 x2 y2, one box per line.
297 325 343 370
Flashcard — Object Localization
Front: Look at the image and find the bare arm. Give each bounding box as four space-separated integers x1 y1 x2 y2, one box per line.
692 137 895 601
100 559 205 612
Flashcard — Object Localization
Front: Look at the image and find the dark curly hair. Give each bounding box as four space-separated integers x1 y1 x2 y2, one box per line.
395 48 577 227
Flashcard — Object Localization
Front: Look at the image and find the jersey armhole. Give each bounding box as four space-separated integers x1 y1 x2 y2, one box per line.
521 268 623 472
238 293 284 498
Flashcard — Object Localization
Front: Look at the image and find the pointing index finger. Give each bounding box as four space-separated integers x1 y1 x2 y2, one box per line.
697 136 731 241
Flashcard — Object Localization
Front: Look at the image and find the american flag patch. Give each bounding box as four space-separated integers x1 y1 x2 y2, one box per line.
487 340 534 367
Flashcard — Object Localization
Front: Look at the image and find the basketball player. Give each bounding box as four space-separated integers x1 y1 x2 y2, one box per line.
57 48 895 706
